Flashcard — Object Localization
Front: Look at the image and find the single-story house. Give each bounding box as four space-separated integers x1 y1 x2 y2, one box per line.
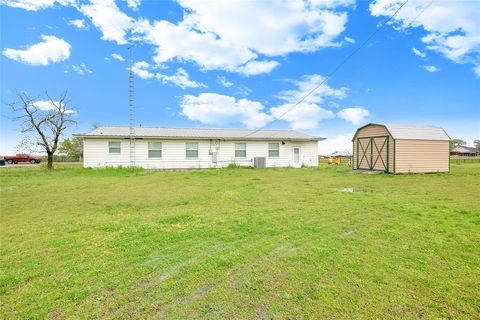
450 146 478 156
352 123 450 173
75 126 324 169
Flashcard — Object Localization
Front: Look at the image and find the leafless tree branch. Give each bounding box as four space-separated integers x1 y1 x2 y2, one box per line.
9 90 77 170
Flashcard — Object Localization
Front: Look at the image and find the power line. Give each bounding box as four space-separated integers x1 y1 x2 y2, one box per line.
406 0 433 28
242 0 410 139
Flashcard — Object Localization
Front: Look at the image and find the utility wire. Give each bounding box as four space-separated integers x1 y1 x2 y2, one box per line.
241 0 410 139
405 0 434 28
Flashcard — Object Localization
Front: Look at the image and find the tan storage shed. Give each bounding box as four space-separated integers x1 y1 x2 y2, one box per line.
352 123 450 174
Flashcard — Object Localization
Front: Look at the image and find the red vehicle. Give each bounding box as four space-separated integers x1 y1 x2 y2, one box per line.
4 154 41 164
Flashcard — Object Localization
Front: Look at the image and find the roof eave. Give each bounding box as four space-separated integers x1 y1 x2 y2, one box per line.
351 123 388 141
75 134 324 141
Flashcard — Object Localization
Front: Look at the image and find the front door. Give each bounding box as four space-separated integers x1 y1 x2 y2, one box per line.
211 140 220 166
293 148 300 166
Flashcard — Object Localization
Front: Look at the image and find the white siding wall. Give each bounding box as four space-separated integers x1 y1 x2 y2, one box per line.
83 138 318 169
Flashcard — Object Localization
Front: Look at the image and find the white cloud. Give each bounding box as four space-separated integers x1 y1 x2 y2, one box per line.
4 0 355 75
34 100 58 111
344 36 355 44
337 107 370 125
309 0 355 9
130 61 204 88
217 76 233 88
318 133 353 155
69 19 87 29
234 60 279 76
133 19 256 72
180 93 272 129
234 84 252 96
270 103 335 130
1 0 54 11
178 73 360 130
424 65 439 72
123 0 140 9
412 47 426 58
370 0 480 76
132 0 353 74
269 74 347 129
111 53 125 61
1 0 75 11
156 68 206 89
474 65 480 77
278 74 348 104
177 0 351 56
71 63 93 75
2 35 71 66
131 61 154 79
80 0 134 44
33 100 77 114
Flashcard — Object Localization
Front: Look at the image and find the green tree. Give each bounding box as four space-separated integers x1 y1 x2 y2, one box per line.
58 137 83 161
474 139 480 152
449 139 466 150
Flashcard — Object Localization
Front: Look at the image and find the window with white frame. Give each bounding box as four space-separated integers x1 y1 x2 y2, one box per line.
148 142 162 158
186 142 198 159
235 143 246 158
268 143 279 158
108 141 121 154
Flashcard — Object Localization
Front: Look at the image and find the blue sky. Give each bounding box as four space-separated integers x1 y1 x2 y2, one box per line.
1 0 479 154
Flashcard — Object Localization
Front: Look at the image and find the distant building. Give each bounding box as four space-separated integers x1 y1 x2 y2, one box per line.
331 150 351 157
450 146 478 156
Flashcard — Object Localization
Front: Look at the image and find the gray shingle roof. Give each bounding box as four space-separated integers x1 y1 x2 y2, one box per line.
353 123 450 141
76 126 323 141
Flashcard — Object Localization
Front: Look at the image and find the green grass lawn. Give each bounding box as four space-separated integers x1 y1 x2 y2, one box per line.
1 164 479 319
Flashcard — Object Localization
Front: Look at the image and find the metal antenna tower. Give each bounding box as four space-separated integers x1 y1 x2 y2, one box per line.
128 45 135 167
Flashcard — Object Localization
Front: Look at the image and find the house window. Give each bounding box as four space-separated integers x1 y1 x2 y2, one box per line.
186 142 198 159
268 143 279 158
235 143 246 158
108 141 121 154
148 142 162 158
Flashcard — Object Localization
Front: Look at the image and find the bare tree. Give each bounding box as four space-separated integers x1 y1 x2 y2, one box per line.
15 136 37 155
9 90 77 170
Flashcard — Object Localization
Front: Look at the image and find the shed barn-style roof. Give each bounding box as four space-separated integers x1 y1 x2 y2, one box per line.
76 126 324 141
353 123 450 141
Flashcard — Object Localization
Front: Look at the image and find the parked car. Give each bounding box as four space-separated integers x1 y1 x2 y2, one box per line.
4 154 41 164
0 156 5 166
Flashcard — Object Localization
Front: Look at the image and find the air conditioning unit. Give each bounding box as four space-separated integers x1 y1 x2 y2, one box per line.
253 157 266 169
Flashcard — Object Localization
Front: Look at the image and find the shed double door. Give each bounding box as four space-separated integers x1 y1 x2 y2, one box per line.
357 136 389 172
